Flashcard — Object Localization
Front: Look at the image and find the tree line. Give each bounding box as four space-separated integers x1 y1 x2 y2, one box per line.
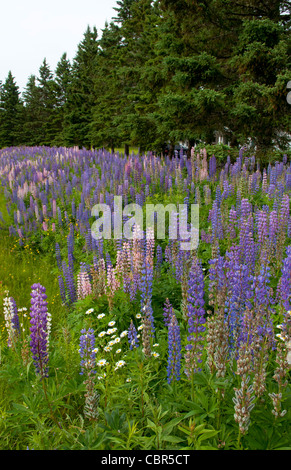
0 0 290 161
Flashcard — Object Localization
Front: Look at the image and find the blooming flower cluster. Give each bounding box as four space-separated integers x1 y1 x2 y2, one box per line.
29 283 50 378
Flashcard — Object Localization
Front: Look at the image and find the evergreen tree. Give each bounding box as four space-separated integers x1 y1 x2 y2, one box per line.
36 58 58 145
228 16 291 160
62 26 99 147
156 0 291 158
89 21 123 153
111 0 162 154
0 71 23 148
22 75 42 146
53 53 72 145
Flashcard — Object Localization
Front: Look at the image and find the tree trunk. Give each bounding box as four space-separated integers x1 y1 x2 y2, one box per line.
124 143 129 156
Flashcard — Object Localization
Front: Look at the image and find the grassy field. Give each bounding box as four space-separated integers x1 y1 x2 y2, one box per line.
0 146 290 451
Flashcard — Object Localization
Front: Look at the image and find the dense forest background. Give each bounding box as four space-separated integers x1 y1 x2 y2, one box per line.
0 0 290 161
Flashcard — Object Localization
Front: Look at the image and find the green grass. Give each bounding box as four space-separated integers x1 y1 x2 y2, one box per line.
0 191 68 338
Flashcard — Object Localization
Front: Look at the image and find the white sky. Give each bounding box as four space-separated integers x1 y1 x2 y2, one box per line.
0 0 118 93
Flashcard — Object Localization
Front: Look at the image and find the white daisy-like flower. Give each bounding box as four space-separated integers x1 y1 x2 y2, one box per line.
152 352 160 358
97 359 107 367
108 320 116 327
86 308 94 315
108 340 115 347
120 330 128 338
107 328 117 335
97 313 105 319
104 346 112 352
153 343 159 347
92 347 99 354
126 378 132 383
115 349 122 354
136 313 142 319
276 333 286 340
97 372 106 380
115 360 126 370
98 331 106 338
137 325 143 331
114 337 121 344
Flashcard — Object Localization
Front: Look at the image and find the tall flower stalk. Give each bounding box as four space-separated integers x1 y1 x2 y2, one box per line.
184 257 206 380
29 283 49 379
79 328 99 421
167 314 182 384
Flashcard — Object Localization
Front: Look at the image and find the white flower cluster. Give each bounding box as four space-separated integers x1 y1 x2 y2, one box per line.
276 311 291 366
3 292 18 347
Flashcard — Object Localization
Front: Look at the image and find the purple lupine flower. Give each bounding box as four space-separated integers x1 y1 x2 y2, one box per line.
250 259 275 348
10 297 20 335
224 250 252 354
209 155 216 179
210 200 223 241
62 260 76 304
128 320 139 350
55 242 62 270
167 314 182 384
256 210 268 247
29 283 49 378
140 256 155 335
58 275 67 304
238 217 256 273
279 246 291 312
185 257 206 376
79 328 97 376
228 208 237 239
155 245 163 271
208 254 227 308
163 298 174 327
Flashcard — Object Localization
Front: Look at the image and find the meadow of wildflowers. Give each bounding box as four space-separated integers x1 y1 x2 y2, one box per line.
0 145 290 450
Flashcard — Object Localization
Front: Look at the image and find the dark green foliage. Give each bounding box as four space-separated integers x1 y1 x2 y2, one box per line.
0 0 290 159
0 72 23 147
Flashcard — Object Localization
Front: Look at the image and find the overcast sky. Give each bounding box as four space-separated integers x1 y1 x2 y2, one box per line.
0 0 118 93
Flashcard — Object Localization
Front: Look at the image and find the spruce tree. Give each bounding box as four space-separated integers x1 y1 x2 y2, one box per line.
62 26 99 148
53 53 72 145
22 75 42 146
0 71 23 148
